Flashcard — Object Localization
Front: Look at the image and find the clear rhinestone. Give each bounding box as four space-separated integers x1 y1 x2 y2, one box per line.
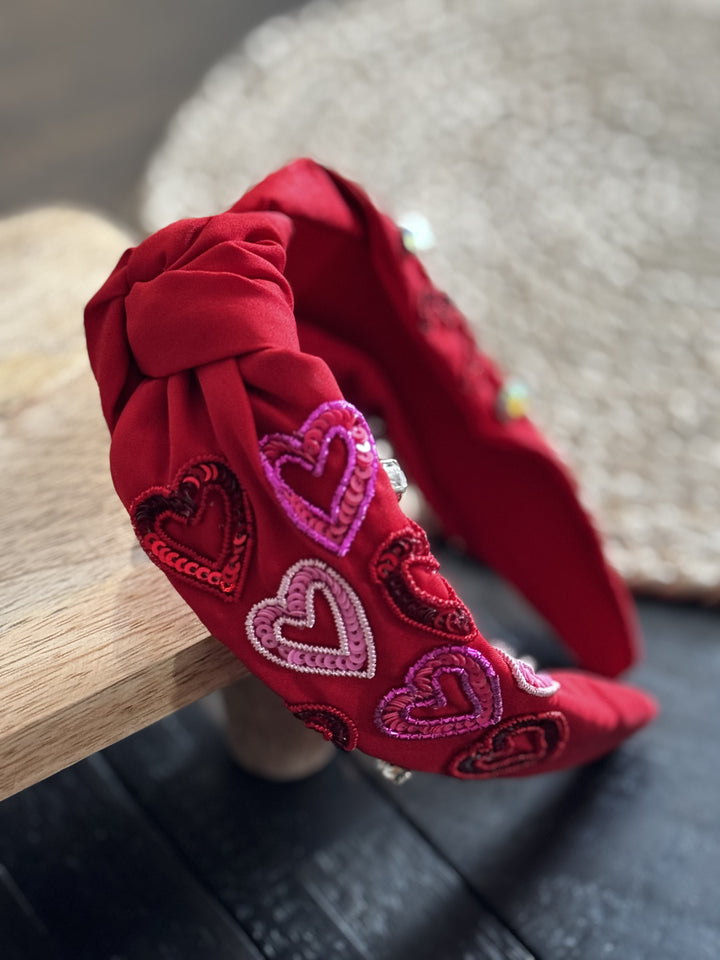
376 760 413 786
380 458 408 500
398 212 436 252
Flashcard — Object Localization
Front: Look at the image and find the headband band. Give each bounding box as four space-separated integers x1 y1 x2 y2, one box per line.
85 159 656 779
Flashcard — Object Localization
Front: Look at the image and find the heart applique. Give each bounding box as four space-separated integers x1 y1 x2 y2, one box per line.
259 400 378 556
449 712 570 779
131 458 254 601
497 649 561 698
373 522 474 637
287 703 359 751
376 645 502 740
416 288 486 392
246 559 376 677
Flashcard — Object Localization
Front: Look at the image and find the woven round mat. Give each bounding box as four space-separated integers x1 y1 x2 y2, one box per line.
140 0 720 600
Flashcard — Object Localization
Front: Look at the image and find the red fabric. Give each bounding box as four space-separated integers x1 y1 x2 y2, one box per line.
85 158 657 779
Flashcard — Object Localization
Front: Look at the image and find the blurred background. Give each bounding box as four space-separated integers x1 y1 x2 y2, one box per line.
4 0 719 600
0 0 307 226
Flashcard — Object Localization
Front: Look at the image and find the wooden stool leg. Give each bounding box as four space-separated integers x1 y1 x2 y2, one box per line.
222 675 335 780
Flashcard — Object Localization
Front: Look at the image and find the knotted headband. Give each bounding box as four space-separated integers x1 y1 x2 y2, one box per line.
85 158 657 779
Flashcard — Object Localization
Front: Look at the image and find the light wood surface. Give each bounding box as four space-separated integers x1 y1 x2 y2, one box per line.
0 207 248 801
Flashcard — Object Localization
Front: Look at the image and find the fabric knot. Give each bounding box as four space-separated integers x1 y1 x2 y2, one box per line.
85 210 298 431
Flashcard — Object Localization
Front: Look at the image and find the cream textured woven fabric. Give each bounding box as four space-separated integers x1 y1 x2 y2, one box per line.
140 0 720 599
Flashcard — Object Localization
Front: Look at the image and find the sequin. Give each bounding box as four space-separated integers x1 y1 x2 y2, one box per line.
246 558 376 677
376 645 502 740
288 702 359 750
259 400 378 556
449 712 570 779
372 521 474 637
496 379 529 421
131 458 254 602
497 648 561 698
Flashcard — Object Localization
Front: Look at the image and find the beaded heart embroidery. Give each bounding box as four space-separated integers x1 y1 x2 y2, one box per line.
259 400 378 556
246 559 376 677
372 522 474 637
288 702 359 751
497 649 561 698
449 712 569 779
417 288 486 392
376 645 502 740
131 458 254 601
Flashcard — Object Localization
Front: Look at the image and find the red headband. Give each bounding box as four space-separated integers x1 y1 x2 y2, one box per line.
85 159 656 779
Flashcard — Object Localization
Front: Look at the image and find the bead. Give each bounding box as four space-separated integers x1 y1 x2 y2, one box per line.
376 760 413 786
372 521 474 637
449 713 570 780
376 644 502 740
247 558 377 678
289 703 359 751
130 458 255 603
398 211 436 252
259 400 379 556
380 458 408 501
497 378 529 421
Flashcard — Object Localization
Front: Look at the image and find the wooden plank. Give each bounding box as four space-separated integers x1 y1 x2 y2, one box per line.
0 208 246 801
0 753 264 959
369 598 720 960
105 700 537 960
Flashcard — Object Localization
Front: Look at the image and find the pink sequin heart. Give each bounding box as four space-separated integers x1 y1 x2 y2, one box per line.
376 645 502 740
497 649 561 698
259 400 378 556
246 559 376 677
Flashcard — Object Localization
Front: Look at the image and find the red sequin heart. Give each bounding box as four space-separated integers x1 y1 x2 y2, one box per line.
131 459 254 601
288 703 359 751
449 712 569 779
372 522 473 637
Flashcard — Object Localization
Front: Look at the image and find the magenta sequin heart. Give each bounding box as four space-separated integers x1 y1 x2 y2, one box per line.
246 559 376 677
376 645 502 740
259 400 378 556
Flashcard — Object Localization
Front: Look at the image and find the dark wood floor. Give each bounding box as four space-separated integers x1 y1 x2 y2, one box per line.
2 567 719 960
3 3 720 959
